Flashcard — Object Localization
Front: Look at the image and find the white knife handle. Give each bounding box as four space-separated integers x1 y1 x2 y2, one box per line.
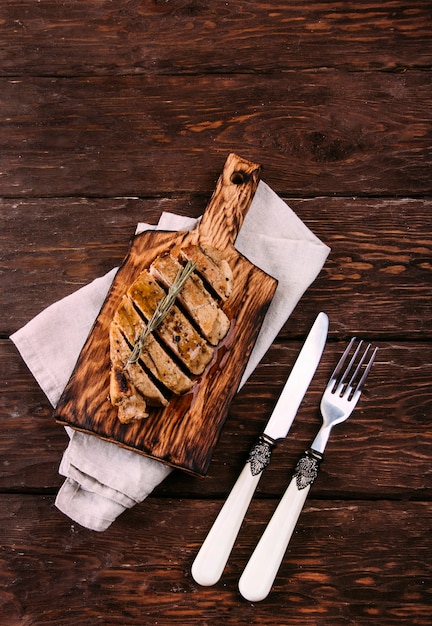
239 450 322 602
192 435 276 586
191 463 262 586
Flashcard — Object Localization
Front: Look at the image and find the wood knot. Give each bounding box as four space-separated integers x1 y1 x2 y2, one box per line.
230 170 250 185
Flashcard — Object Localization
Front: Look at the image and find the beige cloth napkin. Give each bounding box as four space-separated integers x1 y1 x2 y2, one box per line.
11 181 330 531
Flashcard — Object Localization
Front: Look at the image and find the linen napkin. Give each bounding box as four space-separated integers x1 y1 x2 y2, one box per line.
11 181 330 531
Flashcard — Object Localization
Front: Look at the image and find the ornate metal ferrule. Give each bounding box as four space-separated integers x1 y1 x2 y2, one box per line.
293 449 323 490
247 435 277 476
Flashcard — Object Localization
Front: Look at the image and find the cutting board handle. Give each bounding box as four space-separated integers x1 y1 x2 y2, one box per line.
197 153 261 250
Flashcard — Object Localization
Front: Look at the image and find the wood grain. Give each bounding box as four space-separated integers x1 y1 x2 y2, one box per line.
3 339 431 499
53 154 277 476
1 495 430 625
0 72 430 198
1 0 431 622
0 1 430 76
3 197 430 339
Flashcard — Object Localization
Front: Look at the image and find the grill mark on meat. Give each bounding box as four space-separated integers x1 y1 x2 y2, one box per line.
109 322 168 423
113 295 194 395
130 299 195 379
150 253 230 346
128 270 214 376
114 368 129 394
179 244 233 301
109 244 233 423
111 324 169 407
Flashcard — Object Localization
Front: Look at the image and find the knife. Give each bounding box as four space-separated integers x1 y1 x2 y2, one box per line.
191 311 329 587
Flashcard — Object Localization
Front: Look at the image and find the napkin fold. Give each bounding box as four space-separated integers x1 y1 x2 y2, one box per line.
11 181 330 531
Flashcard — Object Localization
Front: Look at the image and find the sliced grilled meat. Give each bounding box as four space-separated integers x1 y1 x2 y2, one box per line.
113 295 194 395
109 243 233 423
109 322 168 423
128 270 214 375
179 244 233 300
150 253 230 346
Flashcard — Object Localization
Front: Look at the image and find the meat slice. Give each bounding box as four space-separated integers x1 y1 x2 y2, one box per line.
110 372 147 424
128 270 214 375
109 243 233 422
109 322 168 423
179 244 233 300
113 295 194 395
150 254 230 346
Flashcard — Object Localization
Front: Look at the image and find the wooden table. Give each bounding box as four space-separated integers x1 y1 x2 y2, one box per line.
1 2 431 624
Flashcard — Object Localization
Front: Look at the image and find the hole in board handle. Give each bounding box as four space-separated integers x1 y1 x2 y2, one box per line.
230 170 250 185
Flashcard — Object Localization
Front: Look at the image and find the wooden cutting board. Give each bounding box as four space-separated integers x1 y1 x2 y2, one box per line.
54 154 278 476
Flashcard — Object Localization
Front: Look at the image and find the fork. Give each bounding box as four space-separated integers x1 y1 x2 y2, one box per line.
238 338 378 603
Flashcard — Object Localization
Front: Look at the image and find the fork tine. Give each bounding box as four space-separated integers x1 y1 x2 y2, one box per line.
346 342 371 390
356 345 379 392
339 340 364 387
343 342 378 403
331 339 378 398
329 337 356 384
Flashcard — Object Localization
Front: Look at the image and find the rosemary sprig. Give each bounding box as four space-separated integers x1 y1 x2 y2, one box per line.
126 259 197 366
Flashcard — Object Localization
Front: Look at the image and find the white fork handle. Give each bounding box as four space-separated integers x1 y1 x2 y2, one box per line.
239 477 311 602
191 463 262 586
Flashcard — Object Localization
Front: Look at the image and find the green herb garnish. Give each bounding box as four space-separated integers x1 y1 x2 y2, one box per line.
127 260 197 365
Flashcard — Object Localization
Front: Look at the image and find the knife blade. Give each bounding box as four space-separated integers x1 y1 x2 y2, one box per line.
191 311 329 587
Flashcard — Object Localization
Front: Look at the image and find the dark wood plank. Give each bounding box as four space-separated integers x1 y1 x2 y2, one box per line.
2 197 431 338
0 1 430 76
3 339 431 500
0 72 430 198
0 495 430 625
0 196 175 333
288 196 432 340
